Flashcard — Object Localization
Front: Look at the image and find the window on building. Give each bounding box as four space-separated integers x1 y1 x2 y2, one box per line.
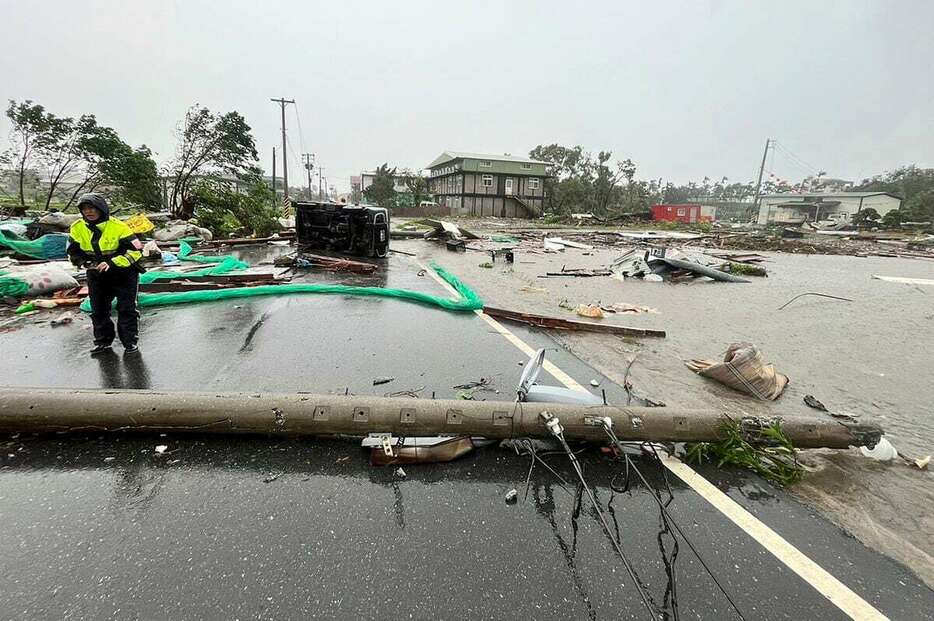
529 178 540 190
521 163 532 170
677 208 686 216
479 160 492 168
482 174 494 188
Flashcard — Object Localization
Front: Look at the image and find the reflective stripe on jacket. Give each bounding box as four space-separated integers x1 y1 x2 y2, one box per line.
69 218 142 268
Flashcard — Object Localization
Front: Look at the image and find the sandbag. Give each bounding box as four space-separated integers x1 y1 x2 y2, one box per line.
6 263 79 296
685 342 788 400
154 220 213 242
38 212 81 231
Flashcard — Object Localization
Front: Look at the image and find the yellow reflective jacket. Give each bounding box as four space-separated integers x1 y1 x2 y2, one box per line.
68 218 142 269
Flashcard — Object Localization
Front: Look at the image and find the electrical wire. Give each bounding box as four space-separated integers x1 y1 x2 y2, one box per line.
601 425 748 621
543 415 658 620
774 141 820 176
291 102 307 157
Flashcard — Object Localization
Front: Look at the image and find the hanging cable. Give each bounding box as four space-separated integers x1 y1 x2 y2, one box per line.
541 412 659 620
774 141 820 176
291 103 307 157
599 420 747 621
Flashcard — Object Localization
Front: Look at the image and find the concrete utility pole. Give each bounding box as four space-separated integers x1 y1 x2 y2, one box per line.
302 153 315 199
0 387 882 449
271 147 277 202
270 98 295 200
318 166 325 200
752 138 772 211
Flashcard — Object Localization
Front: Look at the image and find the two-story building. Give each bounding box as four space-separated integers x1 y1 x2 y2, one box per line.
427 151 548 218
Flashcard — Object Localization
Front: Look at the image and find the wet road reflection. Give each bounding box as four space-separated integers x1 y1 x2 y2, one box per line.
94 350 152 390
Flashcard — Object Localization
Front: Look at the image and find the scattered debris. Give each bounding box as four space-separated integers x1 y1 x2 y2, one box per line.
484 306 666 337
417 219 480 241
589 379 600 387
914 455 931 470
154 220 213 242
50 312 74 326
803 395 828 411
394 467 407 479
543 239 565 252
720 262 768 277
544 267 612 277
602 303 657 314
478 262 493 268
543 237 594 250
686 342 788 400
575 304 604 319
363 434 477 465
372 377 394 386
778 292 854 310
263 472 282 483
154 445 168 454
504 488 518 504
276 253 378 274
452 378 494 391
610 247 749 283
860 437 899 461
384 387 425 398
519 284 548 294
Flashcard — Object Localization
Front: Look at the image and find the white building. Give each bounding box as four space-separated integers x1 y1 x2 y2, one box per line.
756 192 902 225
360 171 410 194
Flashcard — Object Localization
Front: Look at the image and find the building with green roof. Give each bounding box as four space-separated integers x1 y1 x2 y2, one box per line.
426 151 548 218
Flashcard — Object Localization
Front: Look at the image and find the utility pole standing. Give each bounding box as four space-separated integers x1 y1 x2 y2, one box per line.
271 147 277 202
302 153 315 199
752 138 772 213
318 166 325 200
270 98 295 201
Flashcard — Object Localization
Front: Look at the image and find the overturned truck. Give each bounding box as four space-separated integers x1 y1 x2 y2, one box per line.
294 200 390 258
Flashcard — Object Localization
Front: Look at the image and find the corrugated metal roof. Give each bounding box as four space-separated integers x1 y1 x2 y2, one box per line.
761 192 902 199
428 151 548 168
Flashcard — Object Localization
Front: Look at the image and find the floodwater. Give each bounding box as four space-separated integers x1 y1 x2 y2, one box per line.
1 240 933 616
403 237 934 585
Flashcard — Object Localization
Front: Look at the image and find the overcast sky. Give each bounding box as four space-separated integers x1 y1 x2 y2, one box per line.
3 0 932 192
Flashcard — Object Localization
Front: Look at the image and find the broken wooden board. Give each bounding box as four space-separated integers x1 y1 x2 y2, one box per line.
483 305 665 337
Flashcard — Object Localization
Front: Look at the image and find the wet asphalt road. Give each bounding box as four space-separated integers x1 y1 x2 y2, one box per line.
1 248 931 620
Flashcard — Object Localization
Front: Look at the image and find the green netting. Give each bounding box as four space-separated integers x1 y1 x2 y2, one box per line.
177 240 249 268
0 230 69 260
81 262 482 313
140 256 248 284
138 241 249 284
0 270 29 297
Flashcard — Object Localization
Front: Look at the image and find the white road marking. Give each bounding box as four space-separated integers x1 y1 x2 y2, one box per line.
421 259 889 620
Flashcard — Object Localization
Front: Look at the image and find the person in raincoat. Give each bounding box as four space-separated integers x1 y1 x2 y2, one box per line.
67 193 144 355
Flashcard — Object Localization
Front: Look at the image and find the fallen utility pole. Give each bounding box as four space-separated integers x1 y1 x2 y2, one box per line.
0 388 881 448
483 306 666 338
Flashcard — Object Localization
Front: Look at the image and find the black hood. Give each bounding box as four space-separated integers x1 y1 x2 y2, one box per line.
77 193 110 223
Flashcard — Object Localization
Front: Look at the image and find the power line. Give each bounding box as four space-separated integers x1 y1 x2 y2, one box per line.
292 102 307 158
774 142 820 176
